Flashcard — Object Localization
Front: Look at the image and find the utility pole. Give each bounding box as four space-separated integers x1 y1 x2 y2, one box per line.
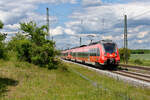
80 19 83 46
102 18 105 31
46 8 50 40
124 15 128 64
80 37 82 46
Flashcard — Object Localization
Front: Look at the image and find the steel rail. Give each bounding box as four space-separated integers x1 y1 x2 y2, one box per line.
119 64 150 71
111 71 150 83
62 59 150 84
119 70 150 79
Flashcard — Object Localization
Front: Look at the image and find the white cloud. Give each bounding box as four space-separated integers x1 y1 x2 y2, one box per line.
82 0 102 7
137 31 148 38
51 26 64 36
51 27 76 36
63 2 150 49
102 35 113 40
1 0 150 49
64 28 75 35
4 24 20 31
0 0 77 32
137 40 143 43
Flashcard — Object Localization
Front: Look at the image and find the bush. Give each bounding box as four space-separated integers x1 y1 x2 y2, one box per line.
134 59 143 65
0 42 7 60
0 33 7 60
16 39 32 62
7 33 26 51
31 41 57 69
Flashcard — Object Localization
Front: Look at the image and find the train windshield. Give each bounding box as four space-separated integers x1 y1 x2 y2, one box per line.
103 43 116 54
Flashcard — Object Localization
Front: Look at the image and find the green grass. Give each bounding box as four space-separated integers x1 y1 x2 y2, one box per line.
128 54 150 66
0 60 150 100
130 54 150 60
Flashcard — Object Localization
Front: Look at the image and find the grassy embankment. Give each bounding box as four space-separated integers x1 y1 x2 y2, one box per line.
0 59 150 100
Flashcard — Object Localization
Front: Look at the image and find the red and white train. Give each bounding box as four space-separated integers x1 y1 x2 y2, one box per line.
61 40 120 67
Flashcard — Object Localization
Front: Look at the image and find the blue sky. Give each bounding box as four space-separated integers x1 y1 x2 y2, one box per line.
0 0 150 49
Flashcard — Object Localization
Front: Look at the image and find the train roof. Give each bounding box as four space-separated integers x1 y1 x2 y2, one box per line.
69 39 114 50
89 39 114 45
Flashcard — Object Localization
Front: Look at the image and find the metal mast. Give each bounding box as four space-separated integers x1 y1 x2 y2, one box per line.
46 8 50 39
124 15 128 64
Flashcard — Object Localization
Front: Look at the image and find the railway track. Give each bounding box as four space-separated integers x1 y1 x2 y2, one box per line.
119 64 150 71
111 70 150 83
62 59 150 87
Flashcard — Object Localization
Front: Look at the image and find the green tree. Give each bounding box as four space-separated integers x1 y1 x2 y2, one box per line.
0 20 7 59
0 20 4 29
7 33 26 50
20 21 47 46
10 21 58 69
119 48 131 63
0 20 5 41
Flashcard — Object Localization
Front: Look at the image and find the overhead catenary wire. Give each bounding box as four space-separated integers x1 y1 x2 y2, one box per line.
129 10 150 19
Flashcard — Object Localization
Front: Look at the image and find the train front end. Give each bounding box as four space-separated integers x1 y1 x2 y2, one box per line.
102 41 120 65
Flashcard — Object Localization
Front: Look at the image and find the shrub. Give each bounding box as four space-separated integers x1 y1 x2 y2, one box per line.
134 59 143 65
0 42 7 60
31 41 57 69
7 33 26 51
0 33 7 60
16 39 32 62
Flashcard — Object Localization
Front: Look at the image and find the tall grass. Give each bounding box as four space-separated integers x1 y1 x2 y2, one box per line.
0 60 149 100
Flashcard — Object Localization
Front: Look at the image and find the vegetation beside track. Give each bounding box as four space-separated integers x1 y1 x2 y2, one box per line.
128 54 150 66
120 54 150 67
0 59 150 100
119 48 150 67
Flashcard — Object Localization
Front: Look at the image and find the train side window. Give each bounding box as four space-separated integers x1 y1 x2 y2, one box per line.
72 52 74 57
94 48 96 56
85 52 88 57
93 49 95 56
90 49 92 56
82 52 84 57
79 52 81 57
75 52 77 57
92 49 94 56
90 49 93 56
97 48 100 56
91 49 94 56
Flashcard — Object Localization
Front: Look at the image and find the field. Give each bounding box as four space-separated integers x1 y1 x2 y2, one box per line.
0 60 150 100
129 54 150 66
130 54 150 60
